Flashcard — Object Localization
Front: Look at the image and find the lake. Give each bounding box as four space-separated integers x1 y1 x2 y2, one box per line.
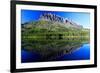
21 39 90 63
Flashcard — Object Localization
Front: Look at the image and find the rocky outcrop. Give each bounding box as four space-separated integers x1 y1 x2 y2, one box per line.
39 13 83 29
40 13 64 23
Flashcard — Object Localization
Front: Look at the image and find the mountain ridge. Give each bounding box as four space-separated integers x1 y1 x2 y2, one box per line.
22 13 83 30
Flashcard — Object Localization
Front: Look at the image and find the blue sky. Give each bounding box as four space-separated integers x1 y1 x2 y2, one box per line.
21 10 90 28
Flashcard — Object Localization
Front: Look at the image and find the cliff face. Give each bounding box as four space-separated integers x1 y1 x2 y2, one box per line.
39 13 83 29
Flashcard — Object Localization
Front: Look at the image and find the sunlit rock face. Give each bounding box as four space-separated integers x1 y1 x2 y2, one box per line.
39 13 83 29
40 13 64 23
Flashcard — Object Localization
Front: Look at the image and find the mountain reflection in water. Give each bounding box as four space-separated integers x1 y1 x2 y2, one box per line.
21 37 90 63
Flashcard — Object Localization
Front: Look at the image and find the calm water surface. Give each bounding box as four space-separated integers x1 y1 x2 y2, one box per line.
21 43 90 63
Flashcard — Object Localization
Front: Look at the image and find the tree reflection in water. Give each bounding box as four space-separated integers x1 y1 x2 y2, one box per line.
21 35 89 62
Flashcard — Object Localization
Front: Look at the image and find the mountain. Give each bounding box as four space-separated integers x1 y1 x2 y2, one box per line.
22 13 83 32
21 13 90 39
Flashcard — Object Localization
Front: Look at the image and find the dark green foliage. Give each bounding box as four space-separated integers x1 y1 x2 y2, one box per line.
21 20 90 52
